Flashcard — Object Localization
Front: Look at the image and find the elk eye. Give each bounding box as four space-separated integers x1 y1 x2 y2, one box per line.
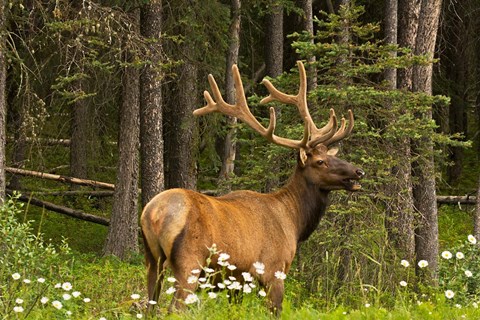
316 160 324 166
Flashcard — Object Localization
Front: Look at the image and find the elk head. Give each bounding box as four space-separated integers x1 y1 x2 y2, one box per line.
194 60 364 193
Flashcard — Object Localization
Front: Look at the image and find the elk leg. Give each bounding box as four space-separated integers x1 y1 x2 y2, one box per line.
168 261 201 313
267 279 284 316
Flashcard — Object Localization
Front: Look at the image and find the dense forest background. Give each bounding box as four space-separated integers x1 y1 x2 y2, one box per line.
0 0 480 308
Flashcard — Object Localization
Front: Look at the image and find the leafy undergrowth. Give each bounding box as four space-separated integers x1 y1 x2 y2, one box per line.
2 196 480 319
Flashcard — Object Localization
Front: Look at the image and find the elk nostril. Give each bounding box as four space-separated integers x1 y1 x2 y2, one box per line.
356 169 365 177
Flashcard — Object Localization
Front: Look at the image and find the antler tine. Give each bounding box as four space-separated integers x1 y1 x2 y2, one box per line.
194 64 308 150
260 61 316 131
321 109 354 146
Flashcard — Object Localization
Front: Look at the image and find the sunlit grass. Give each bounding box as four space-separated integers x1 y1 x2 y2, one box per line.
2 196 480 319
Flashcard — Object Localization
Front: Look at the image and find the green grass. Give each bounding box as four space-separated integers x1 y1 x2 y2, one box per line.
3 194 480 319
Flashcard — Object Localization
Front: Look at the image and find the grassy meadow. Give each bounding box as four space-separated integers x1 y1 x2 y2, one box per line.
1 193 480 320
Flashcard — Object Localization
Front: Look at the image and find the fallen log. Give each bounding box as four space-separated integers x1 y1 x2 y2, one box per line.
5 167 115 190
7 190 110 226
14 190 115 197
436 195 476 205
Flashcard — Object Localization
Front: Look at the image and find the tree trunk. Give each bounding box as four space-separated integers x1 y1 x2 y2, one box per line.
397 0 420 91
0 0 5 202
265 3 284 77
69 1 89 182
475 174 480 241
165 56 198 190
442 1 470 185
298 0 317 91
412 0 442 282
103 11 141 259
140 0 164 206
384 0 415 261
264 2 284 192
218 0 241 185
383 0 397 88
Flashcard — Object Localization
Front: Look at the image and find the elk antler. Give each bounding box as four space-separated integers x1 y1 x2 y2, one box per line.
194 61 354 150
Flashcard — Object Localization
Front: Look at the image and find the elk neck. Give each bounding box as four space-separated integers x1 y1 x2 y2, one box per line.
275 166 330 243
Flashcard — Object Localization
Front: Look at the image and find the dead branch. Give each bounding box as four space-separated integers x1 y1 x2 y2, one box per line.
7 190 110 226
5 167 115 190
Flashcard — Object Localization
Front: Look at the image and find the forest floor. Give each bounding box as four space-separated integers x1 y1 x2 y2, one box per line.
2 199 479 319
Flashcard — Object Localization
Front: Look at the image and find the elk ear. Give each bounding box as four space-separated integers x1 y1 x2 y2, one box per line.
327 147 339 156
299 148 308 167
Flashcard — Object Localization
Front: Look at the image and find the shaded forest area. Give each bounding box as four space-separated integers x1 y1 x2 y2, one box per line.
0 0 479 293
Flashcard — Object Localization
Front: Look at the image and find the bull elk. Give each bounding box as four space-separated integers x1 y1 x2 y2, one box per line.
141 61 364 315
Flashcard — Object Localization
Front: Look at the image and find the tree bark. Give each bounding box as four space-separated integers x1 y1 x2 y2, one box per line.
103 11 141 258
69 1 89 182
0 0 5 202
265 3 284 77
298 0 317 91
218 0 241 184
264 2 284 192
475 174 480 241
384 0 415 261
140 0 164 206
412 0 442 282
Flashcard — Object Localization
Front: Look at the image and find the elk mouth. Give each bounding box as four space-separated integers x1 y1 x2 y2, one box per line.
343 178 362 191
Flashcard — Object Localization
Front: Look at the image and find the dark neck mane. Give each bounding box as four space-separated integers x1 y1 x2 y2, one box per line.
277 166 330 242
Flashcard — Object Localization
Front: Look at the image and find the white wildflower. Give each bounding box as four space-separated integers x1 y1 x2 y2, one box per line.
130 293 141 300
399 281 407 287
243 284 252 294
148 300 157 305
456 252 465 259
217 283 226 289
13 306 24 313
41 297 49 304
198 277 207 283
218 253 230 261
52 300 63 309
227 281 242 290
441 251 453 259
445 290 455 299
83 298 91 303
259 289 267 297
166 287 176 295
54 283 62 288
187 275 198 284
274 271 286 280
62 282 72 291
418 260 428 268
37 278 46 283
15 298 24 304
365 303 371 308
191 269 201 274
400 260 410 268
167 277 177 283
136 314 143 319
465 270 473 277
227 265 237 271
204 267 215 273
12 273 21 280
253 261 265 274
63 293 72 301
23 279 31 284
468 234 477 244
208 292 217 299
184 293 199 305
242 272 254 282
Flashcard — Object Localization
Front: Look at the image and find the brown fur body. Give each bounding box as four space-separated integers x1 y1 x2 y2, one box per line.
141 146 364 314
